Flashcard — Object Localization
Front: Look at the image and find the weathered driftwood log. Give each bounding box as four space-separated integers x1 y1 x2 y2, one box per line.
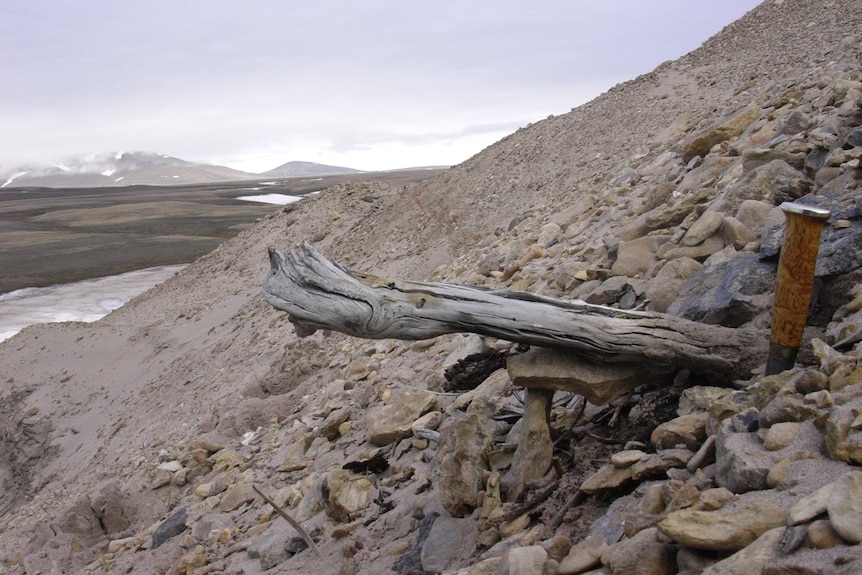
263 242 768 382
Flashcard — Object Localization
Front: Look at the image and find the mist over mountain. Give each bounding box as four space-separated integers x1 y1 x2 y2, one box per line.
0 152 254 188
0 152 363 188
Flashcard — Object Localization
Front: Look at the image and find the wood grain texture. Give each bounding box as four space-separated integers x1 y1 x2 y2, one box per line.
263 242 768 382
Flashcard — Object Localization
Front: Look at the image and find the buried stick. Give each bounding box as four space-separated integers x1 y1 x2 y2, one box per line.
252 484 323 557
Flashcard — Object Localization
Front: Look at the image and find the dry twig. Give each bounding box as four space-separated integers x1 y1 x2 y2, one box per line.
253 484 323 558
499 478 560 523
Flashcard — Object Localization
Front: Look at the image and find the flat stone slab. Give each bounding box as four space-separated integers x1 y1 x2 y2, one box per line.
507 347 670 405
657 500 786 551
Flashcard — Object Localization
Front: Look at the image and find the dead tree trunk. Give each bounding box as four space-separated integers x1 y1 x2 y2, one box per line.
263 242 768 383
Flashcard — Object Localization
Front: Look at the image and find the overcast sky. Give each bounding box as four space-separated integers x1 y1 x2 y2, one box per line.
1 1 762 174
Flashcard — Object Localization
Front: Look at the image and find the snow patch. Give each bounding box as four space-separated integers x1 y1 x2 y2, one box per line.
1 171 30 188
0 265 185 342
236 194 303 205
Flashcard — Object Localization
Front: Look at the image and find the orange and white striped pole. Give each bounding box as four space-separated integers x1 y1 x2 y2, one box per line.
765 202 831 376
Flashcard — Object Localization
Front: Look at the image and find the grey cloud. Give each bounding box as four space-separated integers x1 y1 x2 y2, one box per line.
0 0 762 171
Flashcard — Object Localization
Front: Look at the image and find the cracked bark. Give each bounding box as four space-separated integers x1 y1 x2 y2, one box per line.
263 241 768 383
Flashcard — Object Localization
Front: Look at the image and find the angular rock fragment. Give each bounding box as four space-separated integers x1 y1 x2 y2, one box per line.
657 501 786 551
438 414 494 517
366 391 439 446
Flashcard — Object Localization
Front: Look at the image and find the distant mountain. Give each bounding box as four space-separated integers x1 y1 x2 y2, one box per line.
261 161 362 178
0 152 256 188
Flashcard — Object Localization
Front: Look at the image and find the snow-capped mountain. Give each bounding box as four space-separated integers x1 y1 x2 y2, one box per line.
0 152 256 188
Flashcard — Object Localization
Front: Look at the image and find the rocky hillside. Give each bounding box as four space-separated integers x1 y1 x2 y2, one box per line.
1 1 862 574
